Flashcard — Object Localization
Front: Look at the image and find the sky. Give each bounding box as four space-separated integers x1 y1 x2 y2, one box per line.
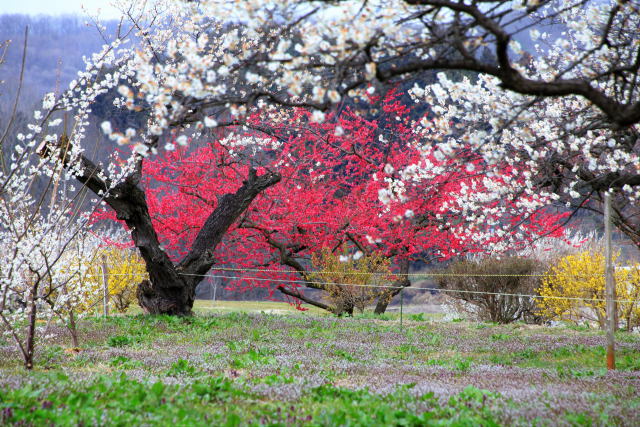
0 0 123 19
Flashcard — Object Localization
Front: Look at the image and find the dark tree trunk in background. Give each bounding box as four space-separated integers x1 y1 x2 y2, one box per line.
61 150 280 315
374 259 410 315
133 169 280 315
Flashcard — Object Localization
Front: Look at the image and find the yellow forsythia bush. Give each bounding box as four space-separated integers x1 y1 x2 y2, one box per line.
87 247 148 313
309 248 395 316
619 265 640 331
54 243 102 316
537 251 640 330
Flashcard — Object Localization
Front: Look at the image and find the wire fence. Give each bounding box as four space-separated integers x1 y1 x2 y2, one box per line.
84 264 640 277
17 262 638 355
83 267 640 305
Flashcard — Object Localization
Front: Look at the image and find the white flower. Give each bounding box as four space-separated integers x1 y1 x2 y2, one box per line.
378 188 392 204
353 251 363 260
312 87 326 102
100 121 112 135
42 92 55 110
311 110 325 123
164 142 176 151
530 29 541 41
197 33 208 49
204 116 218 127
365 62 376 80
334 126 344 136
117 85 132 98
245 71 260 84
133 143 150 156
404 209 415 218
411 84 425 98
328 90 341 103
176 135 188 146
384 163 394 174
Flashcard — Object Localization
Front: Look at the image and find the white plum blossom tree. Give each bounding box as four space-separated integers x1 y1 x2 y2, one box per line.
0 122 106 369
20 0 640 316
0 30 111 369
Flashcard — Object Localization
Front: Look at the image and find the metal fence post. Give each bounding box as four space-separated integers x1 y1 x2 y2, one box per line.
400 288 404 329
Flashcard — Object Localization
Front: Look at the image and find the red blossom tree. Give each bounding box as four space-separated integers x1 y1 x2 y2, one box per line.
95 91 568 314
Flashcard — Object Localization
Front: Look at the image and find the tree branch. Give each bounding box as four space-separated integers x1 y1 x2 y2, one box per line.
178 169 281 279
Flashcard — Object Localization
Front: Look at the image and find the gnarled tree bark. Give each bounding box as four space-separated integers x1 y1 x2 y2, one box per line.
374 258 410 315
130 168 280 315
40 143 280 315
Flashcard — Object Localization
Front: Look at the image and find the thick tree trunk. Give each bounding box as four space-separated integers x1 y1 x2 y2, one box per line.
57 149 280 315
136 278 193 316
132 169 280 315
106 176 194 315
374 259 410 315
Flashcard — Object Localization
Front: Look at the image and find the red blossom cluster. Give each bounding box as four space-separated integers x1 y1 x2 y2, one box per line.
94 91 567 305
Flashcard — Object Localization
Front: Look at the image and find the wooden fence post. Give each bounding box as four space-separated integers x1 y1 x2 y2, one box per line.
101 255 109 317
604 192 616 370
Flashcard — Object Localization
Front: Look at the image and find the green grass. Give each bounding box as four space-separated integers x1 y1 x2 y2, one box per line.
193 299 327 314
0 373 504 426
125 299 329 316
1 307 639 425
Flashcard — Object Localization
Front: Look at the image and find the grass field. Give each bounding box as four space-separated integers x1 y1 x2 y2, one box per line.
1 303 639 425
125 300 328 316
194 299 328 315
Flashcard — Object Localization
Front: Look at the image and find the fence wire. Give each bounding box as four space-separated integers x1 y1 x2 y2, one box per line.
83 268 640 305
82 264 638 278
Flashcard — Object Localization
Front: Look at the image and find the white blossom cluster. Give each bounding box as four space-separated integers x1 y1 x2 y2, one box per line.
0 180 107 359
53 0 441 160
387 2 640 252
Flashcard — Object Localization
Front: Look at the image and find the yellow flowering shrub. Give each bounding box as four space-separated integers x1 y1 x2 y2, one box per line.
618 264 640 331
87 247 147 313
309 248 395 316
537 251 640 330
52 243 101 316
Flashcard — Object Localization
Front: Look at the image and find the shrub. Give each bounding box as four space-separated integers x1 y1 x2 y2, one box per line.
437 257 544 324
309 248 396 316
87 247 147 313
537 251 640 330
